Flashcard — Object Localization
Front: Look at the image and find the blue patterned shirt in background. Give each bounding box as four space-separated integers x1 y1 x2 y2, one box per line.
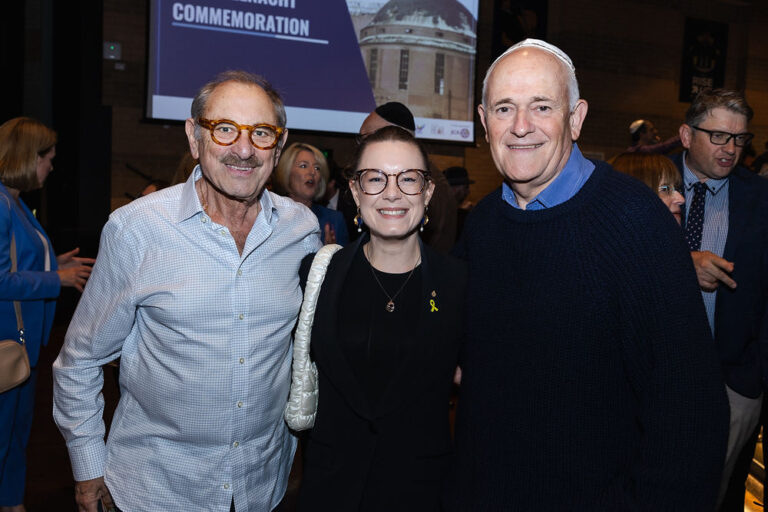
53 167 321 512
682 154 729 335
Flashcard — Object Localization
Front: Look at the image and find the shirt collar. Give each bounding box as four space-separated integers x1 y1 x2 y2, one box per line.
682 151 728 195
175 164 277 223
502 143 595 210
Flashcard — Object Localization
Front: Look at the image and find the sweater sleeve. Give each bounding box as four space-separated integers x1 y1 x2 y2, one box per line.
596 193 729 510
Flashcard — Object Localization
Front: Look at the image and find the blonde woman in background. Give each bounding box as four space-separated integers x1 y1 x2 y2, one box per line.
0 117 94 512
274 142 349 245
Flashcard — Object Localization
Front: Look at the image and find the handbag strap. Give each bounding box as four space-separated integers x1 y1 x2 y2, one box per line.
293 244 343 364
10 233 25 344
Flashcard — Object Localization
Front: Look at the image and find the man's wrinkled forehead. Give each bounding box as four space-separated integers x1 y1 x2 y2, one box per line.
488 49 570 102
483 38 578 108
205 81 277 123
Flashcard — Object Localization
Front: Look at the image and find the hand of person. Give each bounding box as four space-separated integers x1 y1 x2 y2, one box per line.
57 247 96 269
75 477 115 512
323 223 337 245
453 366 462 386
56 249 94 292
690 251 736 292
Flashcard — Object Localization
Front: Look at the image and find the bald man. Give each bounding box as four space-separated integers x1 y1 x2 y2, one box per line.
446 39 728 510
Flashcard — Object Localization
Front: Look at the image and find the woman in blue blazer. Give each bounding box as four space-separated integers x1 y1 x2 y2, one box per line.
0 117 94 512
273 142 350 246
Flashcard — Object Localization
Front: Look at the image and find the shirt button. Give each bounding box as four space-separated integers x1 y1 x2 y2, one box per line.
201 217 208 223
237 269 243 276
233 441 239 447
220 230 226 236
237 401 243 408
238 314 244 320
223 483 230 489
239 358 244 364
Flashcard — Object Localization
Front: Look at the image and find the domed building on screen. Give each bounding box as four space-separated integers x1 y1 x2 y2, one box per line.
358 0 476 121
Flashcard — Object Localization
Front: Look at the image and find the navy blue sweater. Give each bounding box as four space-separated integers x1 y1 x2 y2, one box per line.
447 161 729 511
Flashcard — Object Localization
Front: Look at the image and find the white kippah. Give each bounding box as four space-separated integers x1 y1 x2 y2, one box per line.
629 119 647 135
505 38 575 73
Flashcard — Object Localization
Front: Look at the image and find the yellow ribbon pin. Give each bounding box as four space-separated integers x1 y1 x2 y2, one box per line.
429 299 438 312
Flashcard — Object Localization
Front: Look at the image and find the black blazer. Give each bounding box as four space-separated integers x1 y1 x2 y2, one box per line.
672 153 768 397
297 235 467 511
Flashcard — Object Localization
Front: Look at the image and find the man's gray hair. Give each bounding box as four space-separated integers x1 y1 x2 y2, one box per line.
685 88 753 127
190 70 287 140
481 38 580 112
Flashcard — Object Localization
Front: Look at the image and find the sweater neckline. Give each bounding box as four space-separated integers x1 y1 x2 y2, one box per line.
497 161 608 224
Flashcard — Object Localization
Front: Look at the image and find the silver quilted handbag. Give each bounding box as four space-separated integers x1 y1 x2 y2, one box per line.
285 244 342 430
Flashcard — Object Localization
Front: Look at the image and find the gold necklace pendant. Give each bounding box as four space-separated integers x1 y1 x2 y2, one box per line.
365 243 419 315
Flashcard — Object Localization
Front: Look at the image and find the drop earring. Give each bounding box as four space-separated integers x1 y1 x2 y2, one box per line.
420 206 430 232
354 207 363 233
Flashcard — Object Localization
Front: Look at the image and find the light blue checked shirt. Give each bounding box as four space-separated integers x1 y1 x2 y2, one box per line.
53 167 321 512
682 154 729 335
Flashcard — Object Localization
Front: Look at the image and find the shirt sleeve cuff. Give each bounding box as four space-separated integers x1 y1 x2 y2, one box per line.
68 440 107 481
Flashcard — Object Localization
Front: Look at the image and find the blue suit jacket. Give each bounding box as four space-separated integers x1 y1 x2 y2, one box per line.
311 203 350 246
672 153 768 397
0 182 59 367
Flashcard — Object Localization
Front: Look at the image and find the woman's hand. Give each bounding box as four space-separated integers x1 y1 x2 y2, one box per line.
57 247 96 269
56 247 95 292
323 223 337 245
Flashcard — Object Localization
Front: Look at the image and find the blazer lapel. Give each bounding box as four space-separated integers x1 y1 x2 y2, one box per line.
313 235 375 421
714 168 752 321
721 169 750 263
673 154 689 228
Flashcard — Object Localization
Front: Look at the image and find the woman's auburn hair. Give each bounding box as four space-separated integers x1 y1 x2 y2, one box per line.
0 117 57 192
611 152 681 192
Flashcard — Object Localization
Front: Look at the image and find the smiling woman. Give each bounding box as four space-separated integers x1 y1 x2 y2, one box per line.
294 125 467 510
274 142 349 246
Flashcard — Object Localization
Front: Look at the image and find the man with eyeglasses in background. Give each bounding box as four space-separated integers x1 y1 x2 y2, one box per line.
53 70 321 512
671 88 768 511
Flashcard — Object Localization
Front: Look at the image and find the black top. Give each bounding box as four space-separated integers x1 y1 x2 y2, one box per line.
340 250 422 406
298 235 467 512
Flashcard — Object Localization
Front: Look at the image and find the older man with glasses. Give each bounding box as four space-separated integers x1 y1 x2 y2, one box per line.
671 88 768 511
53 70 321 512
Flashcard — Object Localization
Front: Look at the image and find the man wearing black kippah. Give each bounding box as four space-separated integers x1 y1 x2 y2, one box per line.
359 102 458 252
